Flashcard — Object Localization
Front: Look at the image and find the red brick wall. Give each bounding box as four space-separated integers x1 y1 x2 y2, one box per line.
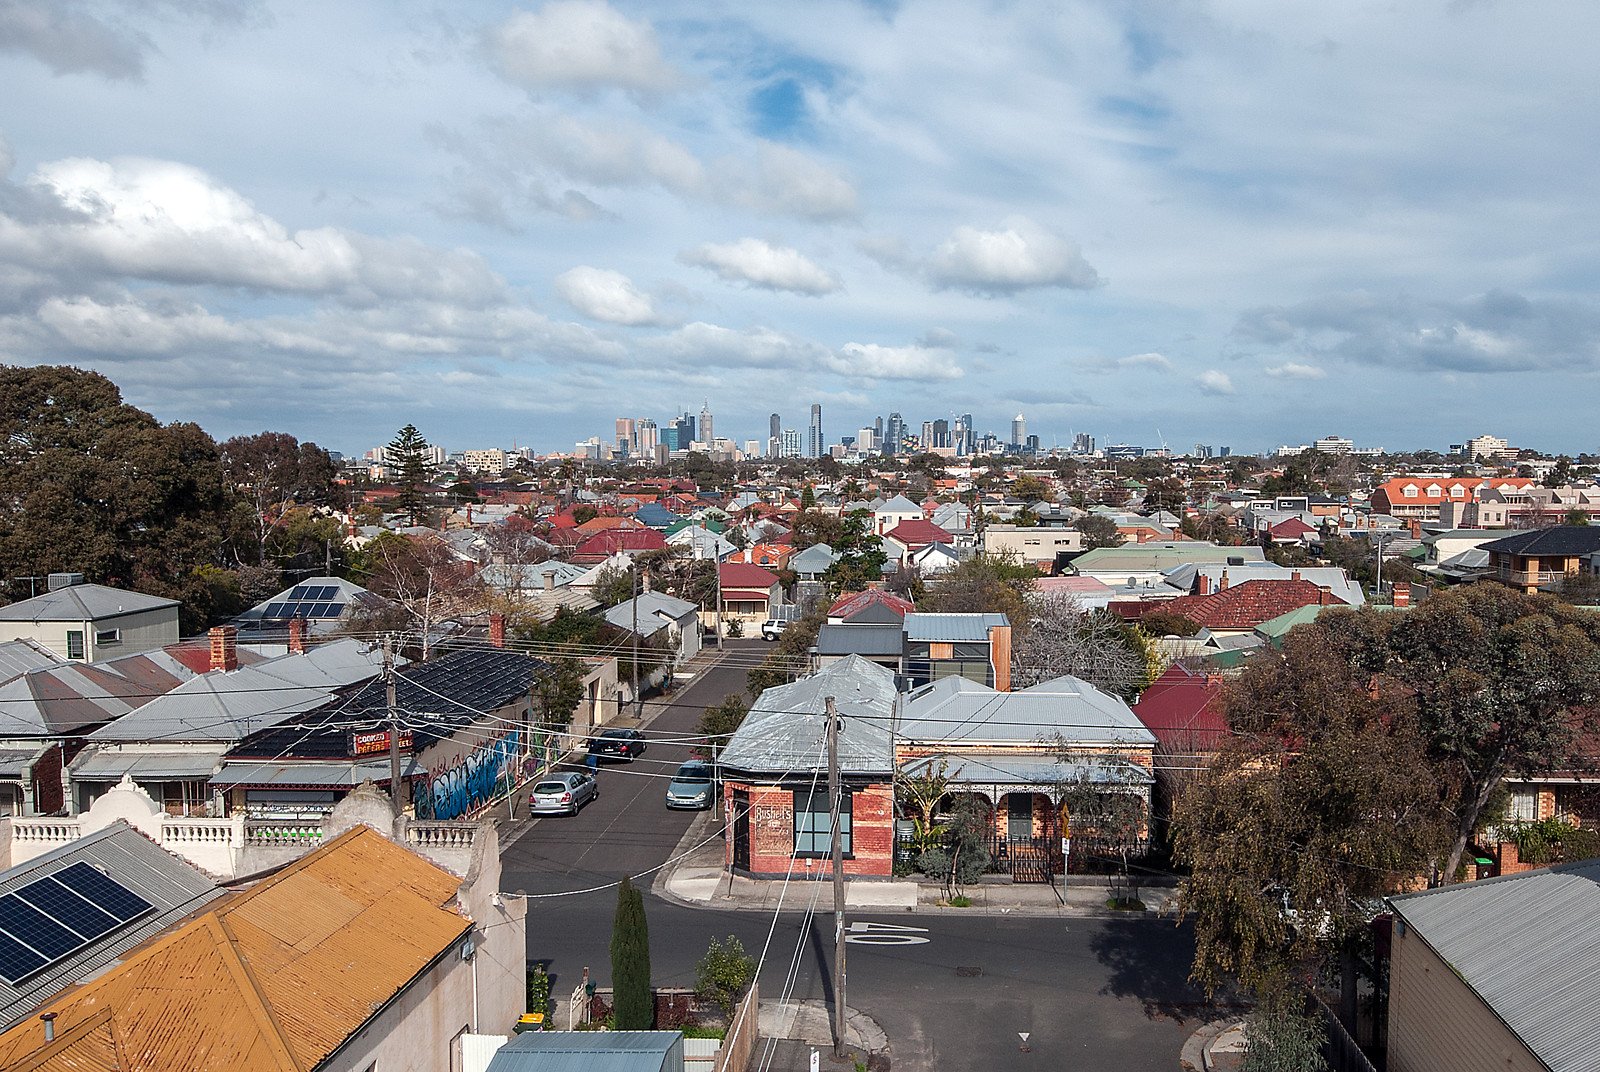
724 780 894 877
30 744 63 815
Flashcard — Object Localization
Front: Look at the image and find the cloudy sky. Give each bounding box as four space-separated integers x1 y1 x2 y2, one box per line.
1 1 1596 456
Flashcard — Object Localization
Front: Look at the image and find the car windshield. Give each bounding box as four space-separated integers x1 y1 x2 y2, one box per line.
533 782 566 794
674 766 712 785
600 730 629 739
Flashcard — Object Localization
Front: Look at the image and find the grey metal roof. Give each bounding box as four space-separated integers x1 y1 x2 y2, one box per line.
788 543 838 574
718 656 897 776
210 757 423 787
69 745 231 780
1389 857 1600 1072
903 613 1009 642
877 494 922 514
486 1031 682 1072
0 583 178 622
0 640 61 683
1481 526 1600 558
0 820 224 1028
899 674 1156 747
814 623 905 658
84 638 387 743
604 592 699 636
0 746 45 778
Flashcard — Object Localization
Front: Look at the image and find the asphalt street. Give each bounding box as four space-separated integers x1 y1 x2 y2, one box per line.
501 641 1227 1071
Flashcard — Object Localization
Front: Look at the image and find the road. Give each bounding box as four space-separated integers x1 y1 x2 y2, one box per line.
501 641 1225 1070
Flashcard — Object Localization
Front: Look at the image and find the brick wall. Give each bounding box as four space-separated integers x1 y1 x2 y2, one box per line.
725 780 894 878
30 744 63 815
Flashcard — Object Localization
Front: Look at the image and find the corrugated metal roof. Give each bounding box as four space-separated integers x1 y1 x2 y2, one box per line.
0 825 471 1071
903 613 1008 642
814 624 905 657
0 640 61 684
719 657 897 776
70 746 230 780
210 757 423 788
0 584 179 623
0 821 224 1029
487 1031 681 1072
1389 857 1600 1072
899 674 1156 747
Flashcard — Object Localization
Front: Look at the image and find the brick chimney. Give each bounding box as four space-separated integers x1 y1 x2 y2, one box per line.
1218 569 1230 591
1291 570 1302 582
466 504 473 526
1392 581 1411 608
543 570 555 592
1197 573 1211 595
209 626 238 672
489 612 507 649
287 616 306 655
1319 586 1335 606
1409 518 1422 539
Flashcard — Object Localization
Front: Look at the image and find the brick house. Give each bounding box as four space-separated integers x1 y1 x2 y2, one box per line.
1480 526 1600 594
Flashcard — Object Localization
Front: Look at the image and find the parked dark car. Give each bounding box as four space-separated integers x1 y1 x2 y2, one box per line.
528 771 598 816
587 727 646 761
665 761 717 810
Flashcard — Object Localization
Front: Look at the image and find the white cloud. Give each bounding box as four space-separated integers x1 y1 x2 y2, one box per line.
830 342 963 381
487 0 681 97
1119 352 1174 371
554 266 666 325
649 321 825 370
725 144 859 222
680 238 839 295
4 156 503 305
1196 369 1235 396
1264 361 1327 380
925 217 1102 295
0 1 147 81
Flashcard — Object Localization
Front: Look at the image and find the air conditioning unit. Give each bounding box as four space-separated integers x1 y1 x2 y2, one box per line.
460 937 476 962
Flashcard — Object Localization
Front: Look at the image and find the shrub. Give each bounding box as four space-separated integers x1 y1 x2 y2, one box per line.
610 877 653 1029
695 936 756 1021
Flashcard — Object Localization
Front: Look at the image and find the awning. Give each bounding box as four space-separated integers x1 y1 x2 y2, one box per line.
901 753 1153 797
0 746 46 779
70 746 229 781
210 758 424 789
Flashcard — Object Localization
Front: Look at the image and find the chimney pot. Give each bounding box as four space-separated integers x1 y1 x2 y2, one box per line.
208 625 238 672
489 613 506 649
542 571 555 592
1219 569 1230 590
1291 570 1301 582
287 617 306 655
1393 581 1411 608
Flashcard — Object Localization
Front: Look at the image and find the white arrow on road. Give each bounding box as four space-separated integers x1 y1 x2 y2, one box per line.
845 921 930 946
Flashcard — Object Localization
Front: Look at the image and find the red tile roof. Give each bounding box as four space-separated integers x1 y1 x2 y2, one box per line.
1150 578 1330 630
574 528 668 559
884 519 954 550
719 562 780 590
827 588 916 621
1268 517 1316 537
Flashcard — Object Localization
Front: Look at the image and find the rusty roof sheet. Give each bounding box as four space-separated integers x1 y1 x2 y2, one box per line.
0 826 470 1072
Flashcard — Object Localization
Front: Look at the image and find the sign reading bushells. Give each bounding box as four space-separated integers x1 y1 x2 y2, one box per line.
349 728 414 756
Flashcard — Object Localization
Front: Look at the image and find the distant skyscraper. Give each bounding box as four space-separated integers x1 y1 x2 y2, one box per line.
1011 413 1027 449
673 413 695 448
769 412 781 457
857 427 877 452
920 421 934 449
885 413 904 455
960 413 975 454
637 419 658 455
781 428 802 457
615 418 635 452
875 416 884 437
932 419 950 449
1072 432 1094 455
699 401 714 448
808 403 823 459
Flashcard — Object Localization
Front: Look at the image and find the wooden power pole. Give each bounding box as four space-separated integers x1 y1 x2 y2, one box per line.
385 635 402 817
826 695 847 1057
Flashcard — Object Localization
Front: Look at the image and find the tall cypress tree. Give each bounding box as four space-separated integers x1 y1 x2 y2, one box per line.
386 424 431 526
609 876 653 1029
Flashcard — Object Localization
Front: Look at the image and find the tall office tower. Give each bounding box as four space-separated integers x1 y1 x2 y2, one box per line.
781 428 802 457
699 401 714 448
673 414 695 448
768 412 781 457
952 415 968 456
1025 435 1040 455
875 416 884 437
962 413 975 453
1011 413 1027 449
1219 447 1232 458
615 418 635 452
637 419 658 455
932 419 950 449
857 427 877 452
920 421 934 449
662 426 680 451
1072 432 1093 454
885 412 904 455
808 403 823 459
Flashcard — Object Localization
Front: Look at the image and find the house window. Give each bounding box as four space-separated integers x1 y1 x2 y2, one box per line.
65 630 85 660
95 628 121 646
794 788 851 856
1507 788 1538 823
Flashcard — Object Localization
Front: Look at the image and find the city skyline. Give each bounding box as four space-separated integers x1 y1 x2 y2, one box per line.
1 3 1597 455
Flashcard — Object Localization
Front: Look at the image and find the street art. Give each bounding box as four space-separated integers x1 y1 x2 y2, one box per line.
422 728 521 820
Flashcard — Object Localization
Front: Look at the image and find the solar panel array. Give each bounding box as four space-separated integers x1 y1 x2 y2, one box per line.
261 584 346 621
0 862 153 983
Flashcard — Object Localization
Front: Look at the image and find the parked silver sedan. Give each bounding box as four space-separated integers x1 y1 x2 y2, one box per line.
528 771 598 816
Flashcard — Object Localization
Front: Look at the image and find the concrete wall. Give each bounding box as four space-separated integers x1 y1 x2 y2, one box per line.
1387 918 1544 1072
983 526 1084 565
0 605 179 661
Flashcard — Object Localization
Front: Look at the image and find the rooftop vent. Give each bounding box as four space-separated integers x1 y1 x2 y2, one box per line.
47 572 85 591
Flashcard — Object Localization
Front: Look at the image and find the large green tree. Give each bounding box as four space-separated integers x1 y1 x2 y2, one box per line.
610 876 653 1029
386 423 432 526
0 366 233 631
220 431 338 566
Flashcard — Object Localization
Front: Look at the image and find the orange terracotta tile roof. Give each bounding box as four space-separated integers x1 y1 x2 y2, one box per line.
0 826 470 1072
1151 578 1330 631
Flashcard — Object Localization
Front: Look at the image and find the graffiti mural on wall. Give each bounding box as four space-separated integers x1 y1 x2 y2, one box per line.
421 728 522 820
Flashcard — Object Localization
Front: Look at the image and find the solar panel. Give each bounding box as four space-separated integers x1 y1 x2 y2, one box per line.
288 585 314 600
53 863 153 923
263 602 291 619
313 585 338 600
0 932 45 982
0 864 154 984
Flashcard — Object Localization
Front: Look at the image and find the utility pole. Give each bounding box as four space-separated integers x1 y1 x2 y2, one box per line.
826 695 847 1058
631 564 642 720
385 635 402 817
716 559 725 651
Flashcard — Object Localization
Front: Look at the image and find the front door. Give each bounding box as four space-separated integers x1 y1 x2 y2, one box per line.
1007 794 1034 840
731 789 751 872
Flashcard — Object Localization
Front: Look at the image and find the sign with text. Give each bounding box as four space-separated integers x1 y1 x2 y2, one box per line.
349 728 414 756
